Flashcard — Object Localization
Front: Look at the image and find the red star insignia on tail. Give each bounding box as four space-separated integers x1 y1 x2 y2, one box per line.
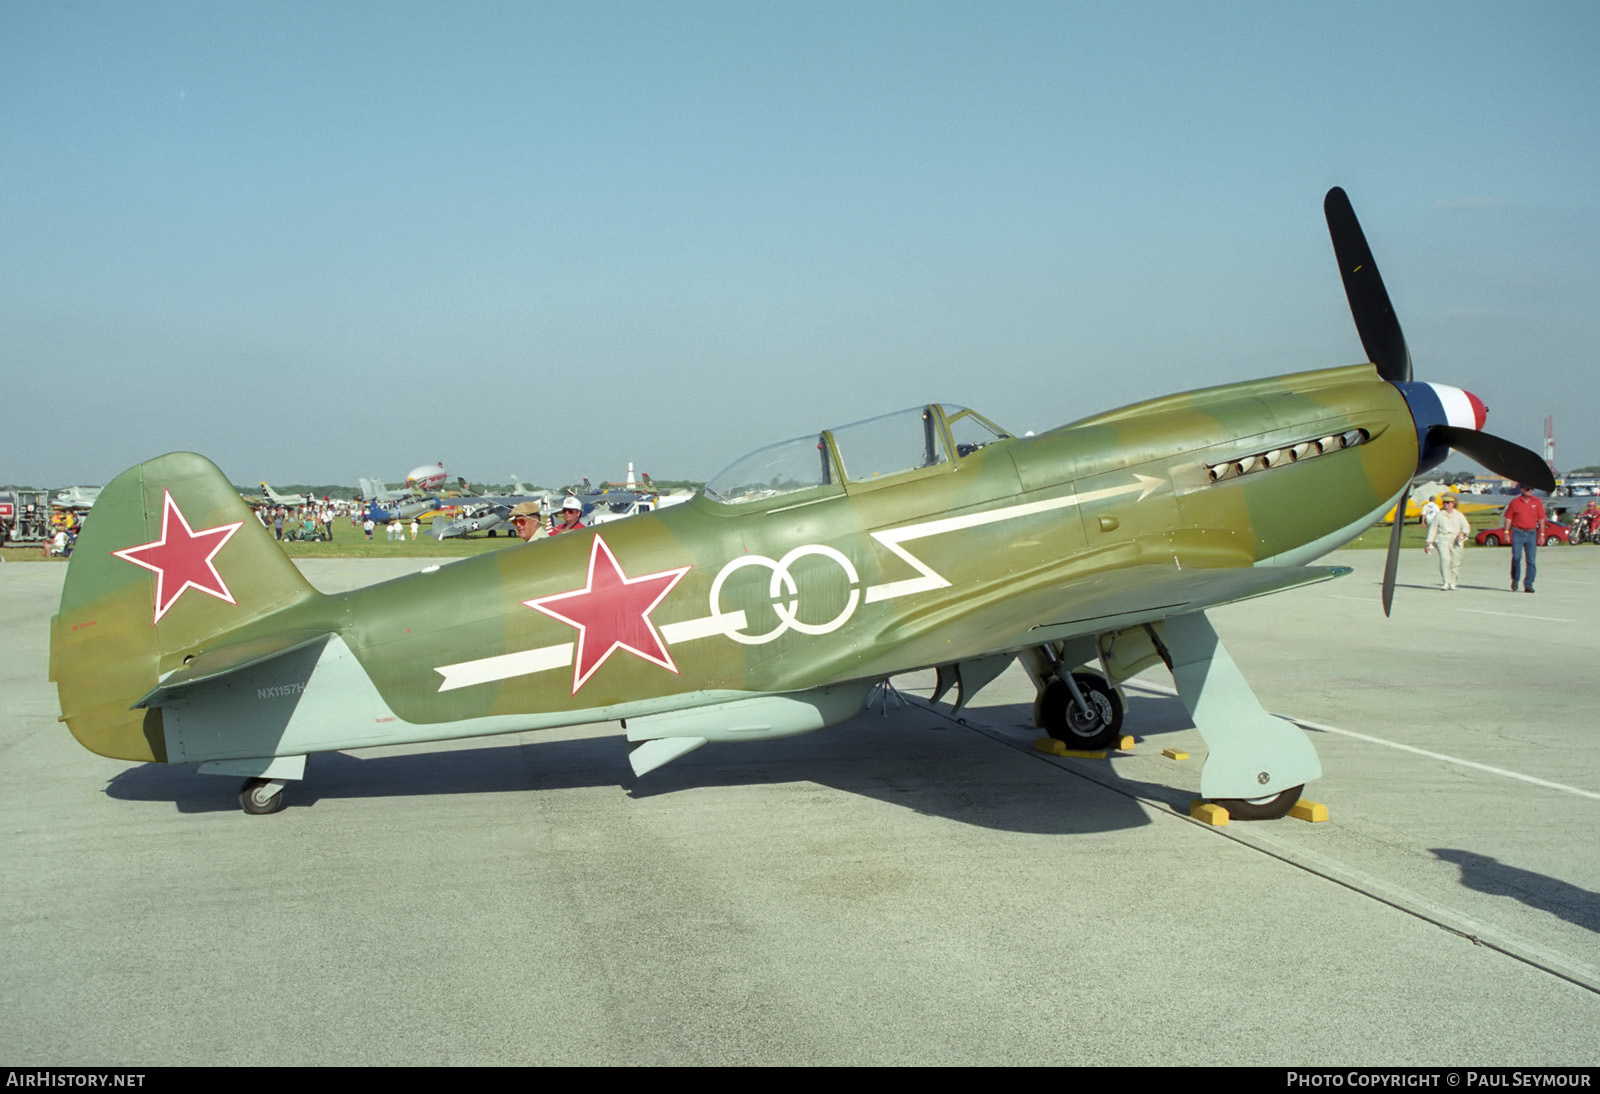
525 535 690 694
113 490 244 624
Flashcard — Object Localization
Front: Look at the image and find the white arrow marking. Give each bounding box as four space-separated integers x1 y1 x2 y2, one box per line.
864 474 1164 603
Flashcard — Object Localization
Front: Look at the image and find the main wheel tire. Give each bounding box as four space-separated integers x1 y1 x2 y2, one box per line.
239 778 286 816
1214 785 1303 821
1040 673 1123 750
1483 533 1501 546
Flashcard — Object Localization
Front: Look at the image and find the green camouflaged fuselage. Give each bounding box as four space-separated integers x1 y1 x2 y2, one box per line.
52 363 1414 766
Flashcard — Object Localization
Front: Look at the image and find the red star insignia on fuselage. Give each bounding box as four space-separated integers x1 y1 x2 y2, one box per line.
113 490 244 625
525 535 690 695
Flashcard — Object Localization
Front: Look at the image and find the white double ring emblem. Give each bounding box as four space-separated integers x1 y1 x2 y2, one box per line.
709 544 860 646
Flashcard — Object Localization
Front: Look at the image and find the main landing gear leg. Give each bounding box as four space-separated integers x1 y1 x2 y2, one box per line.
1160 612 1319 819
1021 642 1125 750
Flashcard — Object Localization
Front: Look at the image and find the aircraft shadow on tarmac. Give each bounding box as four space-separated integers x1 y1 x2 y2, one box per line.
1388 580 1517 593
1431 848 1600 934
102 700 1159 835
949 689 1229 817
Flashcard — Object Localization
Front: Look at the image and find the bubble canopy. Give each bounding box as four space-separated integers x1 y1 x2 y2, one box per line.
702 404 1010 505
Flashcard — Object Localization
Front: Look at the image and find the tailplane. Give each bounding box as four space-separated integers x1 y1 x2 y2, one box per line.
50 453 323 762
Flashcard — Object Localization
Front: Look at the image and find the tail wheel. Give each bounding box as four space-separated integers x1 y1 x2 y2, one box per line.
239 778 287 816
1040 673 1123 750
1214 785 1303 821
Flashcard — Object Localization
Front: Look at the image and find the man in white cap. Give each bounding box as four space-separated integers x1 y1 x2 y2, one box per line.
549 496 586 537
1423 493 1471 590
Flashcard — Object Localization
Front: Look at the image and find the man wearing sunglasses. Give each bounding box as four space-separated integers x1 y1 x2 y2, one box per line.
1423 493 1470 591
507 501 547 543
1501 483 1546 593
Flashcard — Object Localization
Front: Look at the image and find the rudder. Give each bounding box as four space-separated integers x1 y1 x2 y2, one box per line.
50 453 322 762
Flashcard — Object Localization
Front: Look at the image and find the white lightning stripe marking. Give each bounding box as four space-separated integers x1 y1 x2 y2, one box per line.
436 644 573 692
864 475 1164 604
435 612 747 691
434 472 1162 691
660 611 748 643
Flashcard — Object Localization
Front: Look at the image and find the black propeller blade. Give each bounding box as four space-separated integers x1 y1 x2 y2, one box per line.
1429 426 1556 494
1382 497 1405 618
1326 188 1552 613
1325 187 1412 384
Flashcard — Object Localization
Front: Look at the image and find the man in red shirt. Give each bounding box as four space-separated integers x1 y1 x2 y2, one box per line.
548 496 586 537
1501 483 1546 593
1580 500 1600 543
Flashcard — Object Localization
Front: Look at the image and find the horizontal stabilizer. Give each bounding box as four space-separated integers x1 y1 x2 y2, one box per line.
136 632 333 709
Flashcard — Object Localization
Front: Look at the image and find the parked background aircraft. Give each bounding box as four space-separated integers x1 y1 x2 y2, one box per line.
1381 480 1497 524
582 490 659 526
259 482 313 507
430 480 559 540
51 486 101 510
356 477 437 523
50 189 1551 818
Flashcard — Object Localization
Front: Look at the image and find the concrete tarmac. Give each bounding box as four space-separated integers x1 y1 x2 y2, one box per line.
3 544 1597 1065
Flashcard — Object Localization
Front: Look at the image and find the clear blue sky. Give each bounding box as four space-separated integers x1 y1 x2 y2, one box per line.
5 0 1597 488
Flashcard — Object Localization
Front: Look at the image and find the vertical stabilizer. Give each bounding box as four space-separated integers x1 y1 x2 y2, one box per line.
50 453 322 761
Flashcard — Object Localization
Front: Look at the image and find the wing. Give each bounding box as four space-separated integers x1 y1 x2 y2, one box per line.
844 561 1349 681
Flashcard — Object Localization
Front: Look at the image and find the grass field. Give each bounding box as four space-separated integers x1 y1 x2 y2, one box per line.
1342 510 1505 550
271 526 517 560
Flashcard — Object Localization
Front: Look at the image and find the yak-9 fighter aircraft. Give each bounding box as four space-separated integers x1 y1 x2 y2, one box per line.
50 190 1552 815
